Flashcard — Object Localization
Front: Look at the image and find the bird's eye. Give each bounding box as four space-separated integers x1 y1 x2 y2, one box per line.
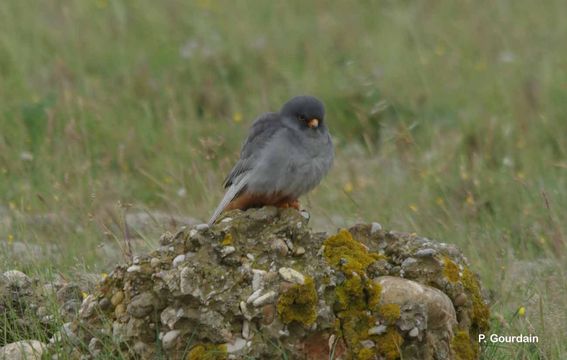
298 114 306 121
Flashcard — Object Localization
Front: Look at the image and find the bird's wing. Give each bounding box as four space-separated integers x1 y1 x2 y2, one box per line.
223 112 282 188
209 112 282 225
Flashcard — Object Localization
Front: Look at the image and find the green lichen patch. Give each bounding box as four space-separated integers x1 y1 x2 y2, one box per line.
323 229 383 274
378 303 401 324
277 276 318 326
443 256 460 283
462 268 490 330
186 343 227 360
451 330 476 360
375 328 403 360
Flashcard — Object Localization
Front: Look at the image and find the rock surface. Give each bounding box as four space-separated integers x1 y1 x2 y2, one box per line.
1 207 490 359
0 340 46 360
63 207 490 359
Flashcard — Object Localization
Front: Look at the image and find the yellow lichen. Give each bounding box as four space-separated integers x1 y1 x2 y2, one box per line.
379 303 401 324
323 229 383 274
186 344 227 360
358 347 377 360
221 233 233 246
443 256 460 283
462 268 490 330
451 330 476 360
276 276 318 326
338 310 374 357
367 281 382 309
375 328 403 360
324 229 390 358
336 273 365 310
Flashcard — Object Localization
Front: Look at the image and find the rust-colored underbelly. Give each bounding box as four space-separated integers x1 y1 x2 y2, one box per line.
225 192 299 211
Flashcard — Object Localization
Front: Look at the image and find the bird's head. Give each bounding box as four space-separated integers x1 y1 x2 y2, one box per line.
280 95 325 130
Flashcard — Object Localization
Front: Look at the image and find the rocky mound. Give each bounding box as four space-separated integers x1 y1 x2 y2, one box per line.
2 208 490 359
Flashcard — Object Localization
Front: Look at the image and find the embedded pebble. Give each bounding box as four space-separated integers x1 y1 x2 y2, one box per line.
162 330 180 350
284 239 294 251
252 291 276 307
300 211 310 220
454 293 468 307
271 239 289 256
246 289 263 304
150 258 160 267
242 320 251 339
172 254 185 267
370 222 383 234
360 340 375 348
3 270 31 288
226 337 246 353
195 223 209 231
159 232 173 245
239 301 252 320
221 217 233 223
278 267 305 285
368 325 388 335
189 229 198 238
111 291 125 306
246 253 255 261
221 246 236 257
252 269 266 291
415 248 437 257
294 246 306 256
409 327 419 337
127 265 141 273
401 257 417 268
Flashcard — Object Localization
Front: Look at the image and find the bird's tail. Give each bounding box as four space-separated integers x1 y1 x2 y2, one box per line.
208 174 250 225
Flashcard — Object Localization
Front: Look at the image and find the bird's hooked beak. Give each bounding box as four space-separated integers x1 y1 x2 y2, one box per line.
307 118 319 129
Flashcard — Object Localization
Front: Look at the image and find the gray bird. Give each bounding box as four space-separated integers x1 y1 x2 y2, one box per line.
208 95 334 225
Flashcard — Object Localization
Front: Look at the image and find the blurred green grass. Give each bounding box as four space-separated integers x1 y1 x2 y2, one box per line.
1 0 566 358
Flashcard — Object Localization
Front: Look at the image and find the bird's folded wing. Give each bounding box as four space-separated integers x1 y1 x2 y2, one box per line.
223 112 282 188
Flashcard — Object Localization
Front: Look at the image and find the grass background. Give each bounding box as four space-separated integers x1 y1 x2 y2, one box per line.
1 0 566 358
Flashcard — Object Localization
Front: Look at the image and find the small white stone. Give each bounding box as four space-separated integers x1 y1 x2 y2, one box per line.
409 327 419 337
246 289 263 304
195 223 209 231
172 254 186 267
225 337 246 353
252 291 276 307
278 267 305 285
189 229 198 238
221 217 233 223
162 330 181 350
368 325 388 335
300 211 310 220
239 301 252 320
246 253 255 261
370 222 383 234
360 339 375 348
127 265 141 273
242 320 251 339
221 246 236 257
252 269 266 291
415 248 437 257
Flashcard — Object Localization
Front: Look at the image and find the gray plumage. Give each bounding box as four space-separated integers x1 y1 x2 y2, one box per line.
208 95 334 225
